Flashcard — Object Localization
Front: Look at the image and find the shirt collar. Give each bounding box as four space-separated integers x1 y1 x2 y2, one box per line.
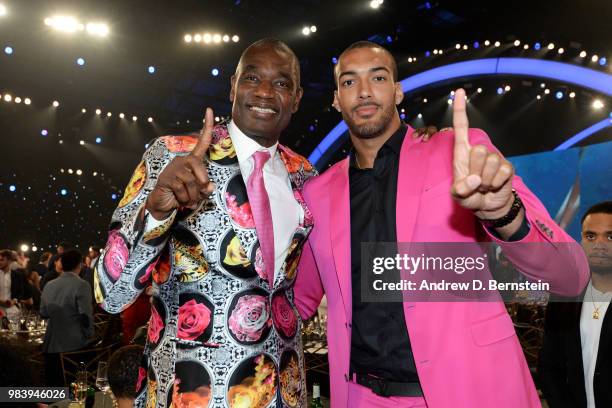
228 120 279 164
350 123 408 168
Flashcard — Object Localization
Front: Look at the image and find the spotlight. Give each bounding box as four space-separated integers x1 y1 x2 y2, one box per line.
332 57 338 64
184 34 192 43
148 66 155 74
45 16 81 33
455 43 461 49
81 108 86 113
447 98 453 105
557 48 564 54
232 35 239 42
213 34 221 43
400 113 406 120
86 22 109 37
407 57 413 63
41 129 48 136
504 85 511 92
4 46 13 54
497 87 503 95
95 108 101 115
203 33 211 43
77 57 85 66
310 25 317 33
477 88 482 93
3 94 11 102
106 112 112 117
579 51 587 58
462 45 468 50
370 0 382 9
547 43 555 50
433 49 438 55
523 44 529 50
494 41 500 47
302 27 311 36
513 40 520 46
60 188 68 196
473 42 479 49
132 116 137 121
79 140 85 145
147 117 153 123
483 40 490 46
111 193 118 200
212 68 219 76
68 169 73 174
450 90 455 96
592 99 604 109
32 246 38 252
52 100 59 107
555 91 563 99
76 169 83 175
540 83 546 88
599 57 607 66
591 55 598 62
194 33 202 42
534 42 541 50
14 97 21 103
215 116 220 122
544 89 550 94
223 34 230 42
0 5 6 16
417 113 423 119
9 185 16 192
96 137 102 143
93 172 98 176
119 113 125 118
537 95 541 100
59 140 63 144
24 98 31 105
20 244 29 252
569 92 576 98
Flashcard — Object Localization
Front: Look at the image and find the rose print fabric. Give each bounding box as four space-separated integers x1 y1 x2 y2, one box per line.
94 124 317 408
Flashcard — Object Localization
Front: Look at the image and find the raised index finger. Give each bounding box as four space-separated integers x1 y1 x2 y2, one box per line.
452 88 470 150
191 107 214 158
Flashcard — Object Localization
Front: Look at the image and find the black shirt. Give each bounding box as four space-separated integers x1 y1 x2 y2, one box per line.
349 124 420 382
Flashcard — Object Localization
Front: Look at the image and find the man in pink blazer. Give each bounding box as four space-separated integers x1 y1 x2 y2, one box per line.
294 41 589 407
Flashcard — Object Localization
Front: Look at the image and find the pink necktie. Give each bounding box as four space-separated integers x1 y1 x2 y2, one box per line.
246 150 275 286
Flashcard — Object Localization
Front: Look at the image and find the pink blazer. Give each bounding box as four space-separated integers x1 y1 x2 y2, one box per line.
294 127 589 408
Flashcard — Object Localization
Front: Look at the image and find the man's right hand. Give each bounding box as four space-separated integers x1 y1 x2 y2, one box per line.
146 108 216 220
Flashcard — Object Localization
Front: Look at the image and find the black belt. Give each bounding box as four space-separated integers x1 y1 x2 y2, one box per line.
354 373 423 397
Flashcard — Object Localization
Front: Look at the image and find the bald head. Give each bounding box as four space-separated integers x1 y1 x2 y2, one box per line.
236 38 301 88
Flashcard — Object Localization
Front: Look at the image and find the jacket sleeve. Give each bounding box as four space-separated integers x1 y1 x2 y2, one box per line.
468 128 590 297
77 281 95 339
294 239 325 320
94 138 177 313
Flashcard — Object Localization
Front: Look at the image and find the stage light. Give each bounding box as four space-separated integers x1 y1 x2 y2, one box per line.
438 49 443 55
212 68 219 76
534 42 541 50
93 172 98 176
24 98 31 105
569 92 576 98
370 0 382 9
332 57 338 64
599 57 607 66
555 91 563 99
20 244 29 252
455 43 461 49
494 41 500 47
147 117 153 123
41 129 48 136
591 55 598 62
4 46 13 55
119 113 125 118
547 43 555 50
9 185 15 192
148 66 155 74
46 16 81 33
477 87 482 93
407 57 413 63
59 140 63 144
540 83 546 88
14 97 21 103
132 116 137 121
417 113 423 118
302 27 311 36
215 116 220 122
76 169 83 175
81 108 86 113
3 94 11 102
497 87 503 94
579 51 587 58
68 169 73 174
558 48 564 54
86 22 109 37
484 40 490 46
450 90 455 96
111 193 118 200
544 89 550 94
213 34 221 43
223 34 230 42
204 33 212 43
106 112 112 117
95 108 101 115
79 140 85 145
52 100 59 107
77 57 85 66
0 5 6 16
504 85 511 91
513 40 520 46
96 137 102 144
194 33 202 42
463 45 468 50
425 51 431 57
537 95 541 100
400 113 406 120
232 35 239 42
433 49 438 55
423 98 428 103
184 34 192 43
447 98 453 104
32 246 38 252
473 42 480 49
592 99 604 109
310 25 317 33
60 188 68 196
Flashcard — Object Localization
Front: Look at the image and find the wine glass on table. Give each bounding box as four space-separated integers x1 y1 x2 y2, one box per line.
96 361 111 407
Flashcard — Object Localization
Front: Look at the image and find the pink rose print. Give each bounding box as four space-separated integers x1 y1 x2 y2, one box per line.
272 294 298 338
135 367 146 392
293 190 314 226
103 230 129 282
177 299 212 341
138 260 158 285
228 295 271 342
147 305 164 344
225 193 255 228
254 247 267 280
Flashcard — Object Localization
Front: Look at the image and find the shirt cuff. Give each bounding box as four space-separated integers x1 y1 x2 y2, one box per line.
142 209 176 243
487 216 531 242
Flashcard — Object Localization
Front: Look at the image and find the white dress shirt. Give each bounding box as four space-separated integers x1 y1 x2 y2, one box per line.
144 122 303 282
580 279 612 408
228 120 303 281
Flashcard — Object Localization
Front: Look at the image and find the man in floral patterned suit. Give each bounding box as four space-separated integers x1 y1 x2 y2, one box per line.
95 39 317 408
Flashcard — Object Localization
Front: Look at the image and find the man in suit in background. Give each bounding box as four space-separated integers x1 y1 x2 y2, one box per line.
0 249 30 318
40 250 94 385
539 201 612 408
294 41 589 407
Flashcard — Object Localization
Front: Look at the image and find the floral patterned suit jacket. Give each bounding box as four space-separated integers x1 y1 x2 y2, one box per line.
94 124 317 408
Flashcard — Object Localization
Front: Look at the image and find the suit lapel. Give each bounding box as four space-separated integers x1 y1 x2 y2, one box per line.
329 158 352 319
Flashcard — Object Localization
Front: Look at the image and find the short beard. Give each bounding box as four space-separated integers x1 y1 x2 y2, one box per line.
343 104 395 140
591 264 612 276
